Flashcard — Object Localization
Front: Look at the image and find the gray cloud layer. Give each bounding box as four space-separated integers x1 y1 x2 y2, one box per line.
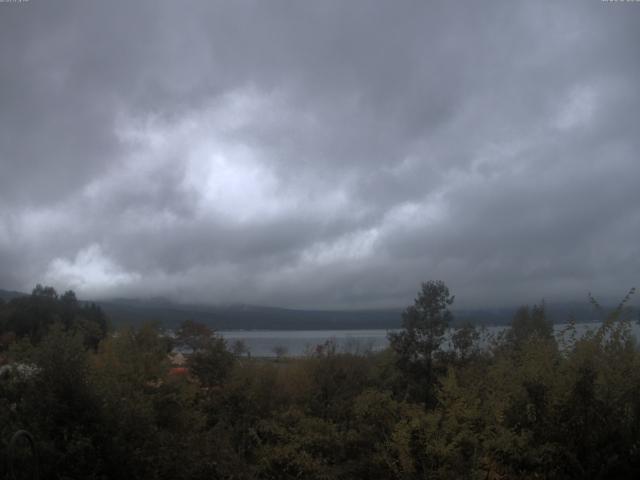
1 0 639 308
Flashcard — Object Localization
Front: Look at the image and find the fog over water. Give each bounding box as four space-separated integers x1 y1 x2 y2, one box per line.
220 321 640 357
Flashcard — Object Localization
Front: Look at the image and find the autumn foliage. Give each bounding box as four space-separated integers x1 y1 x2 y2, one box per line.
1 284 639 479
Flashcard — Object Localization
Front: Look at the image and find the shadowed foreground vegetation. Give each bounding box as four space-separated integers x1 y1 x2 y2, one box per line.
1 282 639 479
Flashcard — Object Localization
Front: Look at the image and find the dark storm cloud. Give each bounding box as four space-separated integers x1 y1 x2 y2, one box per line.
1 0 639 308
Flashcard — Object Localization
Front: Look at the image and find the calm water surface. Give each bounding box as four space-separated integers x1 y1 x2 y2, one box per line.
220 322 640 357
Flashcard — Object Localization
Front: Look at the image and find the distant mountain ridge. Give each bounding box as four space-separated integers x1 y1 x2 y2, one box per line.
0 289 27 301
84 297 627 330
1 288 630 330
96 299 632 330
96 298 404 330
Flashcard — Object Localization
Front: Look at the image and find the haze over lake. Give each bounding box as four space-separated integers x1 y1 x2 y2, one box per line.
220 321 640 357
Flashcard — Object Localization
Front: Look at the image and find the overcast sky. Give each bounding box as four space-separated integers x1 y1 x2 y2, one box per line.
1 0 639 309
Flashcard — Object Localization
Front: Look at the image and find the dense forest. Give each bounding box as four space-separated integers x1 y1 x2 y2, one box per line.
1 281 639 479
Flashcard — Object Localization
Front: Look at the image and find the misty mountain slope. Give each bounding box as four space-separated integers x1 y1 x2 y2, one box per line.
97 297 618 330
0 289 27 301
2 288 629 330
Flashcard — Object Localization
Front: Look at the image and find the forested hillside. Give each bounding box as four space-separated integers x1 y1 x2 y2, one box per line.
0 289 613 331
1 282 639 479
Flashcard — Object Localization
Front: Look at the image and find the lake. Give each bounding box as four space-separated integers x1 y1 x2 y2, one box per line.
219 321 640 357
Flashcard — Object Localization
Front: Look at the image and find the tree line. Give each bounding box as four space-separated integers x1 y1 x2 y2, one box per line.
0 281 639 479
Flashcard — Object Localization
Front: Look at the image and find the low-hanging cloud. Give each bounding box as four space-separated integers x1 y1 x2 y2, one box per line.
1 0 639 308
